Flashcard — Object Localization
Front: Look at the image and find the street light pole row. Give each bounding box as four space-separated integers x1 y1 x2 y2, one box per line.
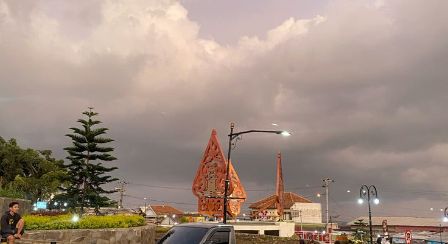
223 123 291 224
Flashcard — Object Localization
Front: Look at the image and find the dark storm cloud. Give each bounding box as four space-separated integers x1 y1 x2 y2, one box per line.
1 0 448 218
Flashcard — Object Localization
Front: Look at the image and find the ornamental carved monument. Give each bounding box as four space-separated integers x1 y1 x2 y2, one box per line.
192 130 246 217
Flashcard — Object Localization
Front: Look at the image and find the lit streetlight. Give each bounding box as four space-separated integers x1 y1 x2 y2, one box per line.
358 185 379 244
72 214 79 222
223 123 291 224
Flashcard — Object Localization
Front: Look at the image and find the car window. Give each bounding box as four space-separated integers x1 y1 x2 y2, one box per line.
157 226 209 244
208 230 230 244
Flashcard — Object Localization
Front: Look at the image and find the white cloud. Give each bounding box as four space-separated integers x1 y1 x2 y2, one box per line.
1 0 448 214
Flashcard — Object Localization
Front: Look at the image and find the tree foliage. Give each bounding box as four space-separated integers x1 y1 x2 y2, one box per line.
353 219 368 243
61 108 118 214
0 136 67 202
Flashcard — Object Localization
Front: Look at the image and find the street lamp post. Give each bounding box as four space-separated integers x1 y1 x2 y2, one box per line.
443 207 448 223
358 185 379 244
143 197 147 216
223 122 291 224
441 207 448 244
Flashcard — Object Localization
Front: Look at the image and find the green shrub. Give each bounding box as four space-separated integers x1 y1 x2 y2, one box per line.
0 184 25 199
23 214 145 230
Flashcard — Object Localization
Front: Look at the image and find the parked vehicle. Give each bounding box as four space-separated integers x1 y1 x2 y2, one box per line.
156 223 236 244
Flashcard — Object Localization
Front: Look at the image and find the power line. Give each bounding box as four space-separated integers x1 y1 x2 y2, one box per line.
329 195 357 220
247 185 322 192
128 183 191 190
337 180 448 195
123 194 197 206
128 182 321 192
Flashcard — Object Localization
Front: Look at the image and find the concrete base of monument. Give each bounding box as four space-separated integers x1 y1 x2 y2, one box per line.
232 221 296 237
12 224 155 244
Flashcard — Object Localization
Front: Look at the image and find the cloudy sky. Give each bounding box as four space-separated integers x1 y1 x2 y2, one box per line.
1 0 448 222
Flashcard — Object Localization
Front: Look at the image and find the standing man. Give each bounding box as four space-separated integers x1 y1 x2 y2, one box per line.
1 202 25 243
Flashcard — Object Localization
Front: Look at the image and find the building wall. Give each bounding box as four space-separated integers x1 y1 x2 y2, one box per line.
160 217 177 225
290 203 322 224
233 222 296 237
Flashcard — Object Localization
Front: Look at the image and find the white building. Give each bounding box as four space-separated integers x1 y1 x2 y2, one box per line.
290 202 322 224
249 192 322 222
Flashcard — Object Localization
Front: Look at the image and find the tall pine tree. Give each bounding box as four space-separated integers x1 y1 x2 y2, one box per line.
63 107 118 215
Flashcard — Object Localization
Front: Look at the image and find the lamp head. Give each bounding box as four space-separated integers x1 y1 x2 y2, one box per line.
277 131 292 136
358 198 364 204
373 198 380 204
443 216 448 223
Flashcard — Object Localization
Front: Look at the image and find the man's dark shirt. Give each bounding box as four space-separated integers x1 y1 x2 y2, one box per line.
1 211 21 235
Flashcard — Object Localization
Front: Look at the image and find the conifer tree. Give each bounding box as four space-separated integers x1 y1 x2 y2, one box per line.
63 107 118 214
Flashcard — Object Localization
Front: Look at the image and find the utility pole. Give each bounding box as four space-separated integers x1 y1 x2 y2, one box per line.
323 178 334 243
144 197 147 216
115 181 128 209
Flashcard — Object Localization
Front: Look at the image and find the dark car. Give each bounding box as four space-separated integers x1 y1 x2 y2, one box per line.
156 223 236 244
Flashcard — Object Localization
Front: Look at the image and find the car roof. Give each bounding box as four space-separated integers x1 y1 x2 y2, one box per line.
176 223 233 229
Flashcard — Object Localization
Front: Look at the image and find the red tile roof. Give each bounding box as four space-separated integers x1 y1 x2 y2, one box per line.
151 205 184 215
249 192 313 209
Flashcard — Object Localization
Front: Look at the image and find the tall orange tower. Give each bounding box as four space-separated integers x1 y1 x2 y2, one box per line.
250 151 285 220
